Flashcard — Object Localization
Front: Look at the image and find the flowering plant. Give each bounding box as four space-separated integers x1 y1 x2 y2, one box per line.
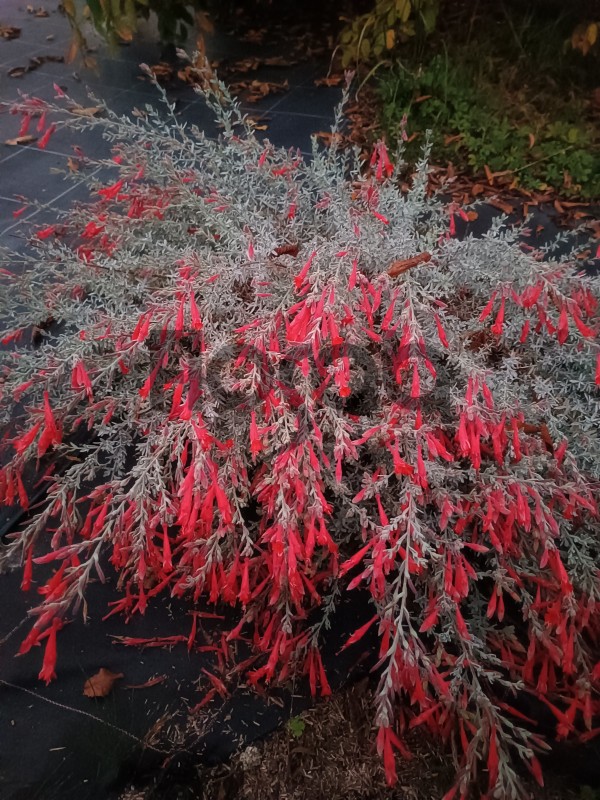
1 65 599 799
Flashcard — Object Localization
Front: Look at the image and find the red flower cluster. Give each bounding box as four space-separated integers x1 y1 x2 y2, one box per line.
1 88 599 798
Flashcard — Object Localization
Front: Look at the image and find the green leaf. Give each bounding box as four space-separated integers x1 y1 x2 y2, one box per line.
288 716 306 738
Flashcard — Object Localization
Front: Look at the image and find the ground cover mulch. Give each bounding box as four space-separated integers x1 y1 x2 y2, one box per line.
119 681 587 800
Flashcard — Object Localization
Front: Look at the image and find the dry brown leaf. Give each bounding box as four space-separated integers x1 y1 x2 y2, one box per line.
488 198 514 215
315 74 344 87
528 132 536 149
484 164 494 184
27 5 49 16
315 130 345 147
0 25 21 40
388 252 432 278
67 157 80 172
196 11 214 34
263 56 298 67
148 62 174 81
70 105 103 117
466 210 479 222
415 94 432 103
230 79 289 103
227 57 262 74
443 133 462 146
5 135 37 146
65 37 79 65
83 668 124 698
240 28 266 44
246 117 269 130
7 66 27 78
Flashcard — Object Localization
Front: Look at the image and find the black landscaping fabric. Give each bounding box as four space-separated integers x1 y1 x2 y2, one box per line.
1 3 599 800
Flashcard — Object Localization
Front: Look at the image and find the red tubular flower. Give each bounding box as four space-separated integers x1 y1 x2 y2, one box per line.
98 179 124 200
37 392 62 456
294 251 316 290
36 225 56 240
434 313 449 347
249 411 263 459
557 306 569 344
490 297 506 336
13 421 42 454
37 123 56 150
487 726 499 789
18 115 31 136
21 547 33 591
479 292 497 322
38 618 61 685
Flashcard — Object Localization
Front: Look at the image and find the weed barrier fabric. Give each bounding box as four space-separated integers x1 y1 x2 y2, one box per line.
0 206 598 800
0 563 375 800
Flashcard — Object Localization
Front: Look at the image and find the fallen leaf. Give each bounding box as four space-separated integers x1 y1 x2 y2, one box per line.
528 132 535 149
315 74 344 87
263 56 298 67
444 133 462 146
315 130 345 147
67 157 80 172
484 164 494 185
488 198 514 215
7 66 27 78
148 62 174 81
69 105 103 117
415 94 432 103
65 37 79 64
4 135 37 146
27 5 49 17
230 79 289 103
0 25 21 40
240 28 266 44
196 11 214 34
83 668 124 698
466 210 479 222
